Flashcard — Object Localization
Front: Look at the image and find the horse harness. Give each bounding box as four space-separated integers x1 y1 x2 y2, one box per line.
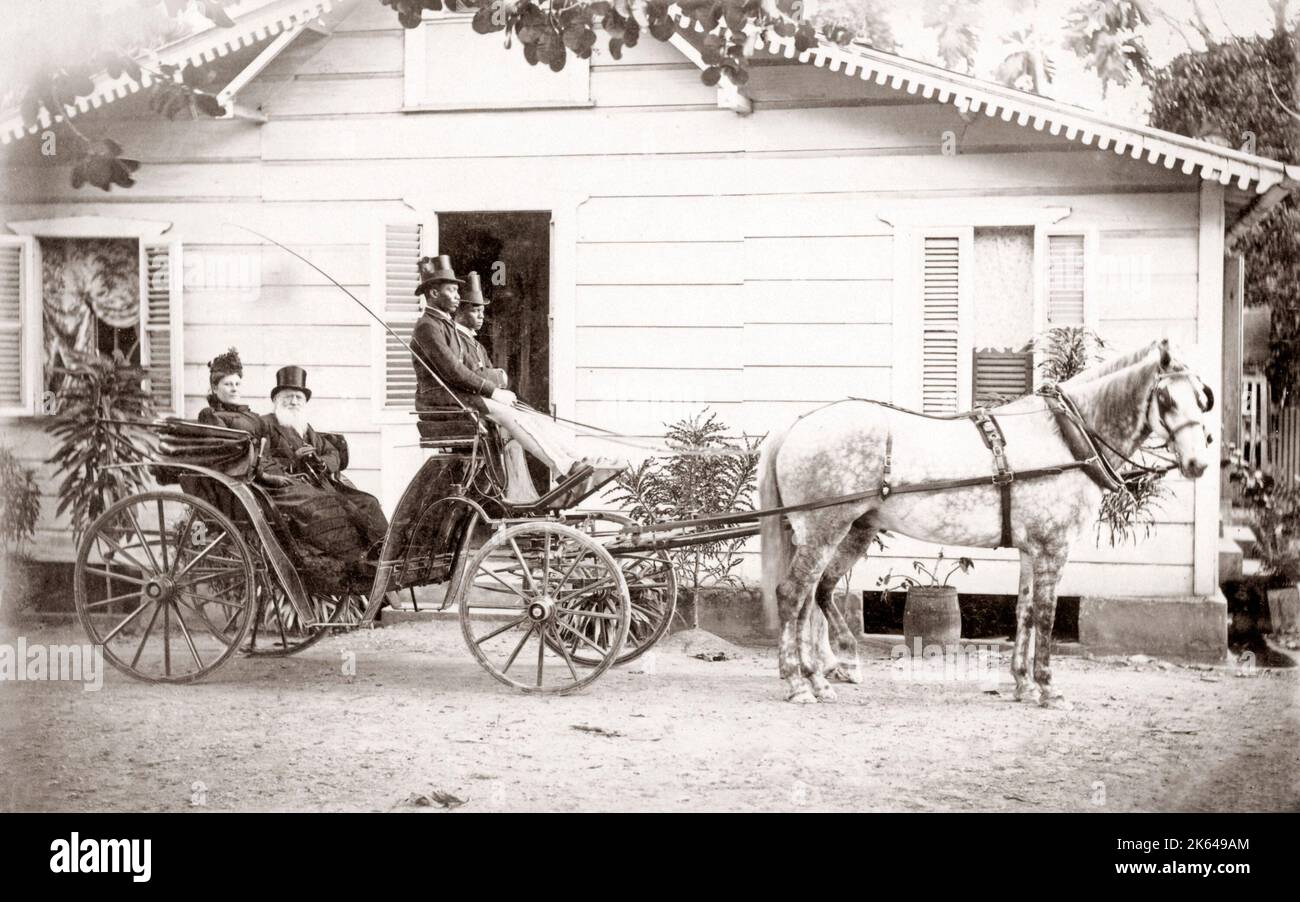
875 389 1126 550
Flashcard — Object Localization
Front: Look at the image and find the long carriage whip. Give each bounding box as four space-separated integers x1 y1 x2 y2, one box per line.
227 223 473 416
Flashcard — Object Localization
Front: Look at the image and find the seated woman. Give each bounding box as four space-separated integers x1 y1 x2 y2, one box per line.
197 348 263 436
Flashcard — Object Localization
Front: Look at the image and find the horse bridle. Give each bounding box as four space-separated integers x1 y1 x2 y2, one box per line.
1151 370 1214 445
1063 369 1214 481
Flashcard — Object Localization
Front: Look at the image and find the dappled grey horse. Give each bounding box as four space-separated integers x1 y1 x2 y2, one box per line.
759 340 1215 707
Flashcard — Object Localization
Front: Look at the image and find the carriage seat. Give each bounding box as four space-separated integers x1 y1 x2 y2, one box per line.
317 431 349 471
152 417 262 482
415 408 487 451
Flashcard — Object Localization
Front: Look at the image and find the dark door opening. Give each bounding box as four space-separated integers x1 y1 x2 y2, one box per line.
437 211 551 412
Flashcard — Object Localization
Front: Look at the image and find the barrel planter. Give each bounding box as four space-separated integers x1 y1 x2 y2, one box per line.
903 585 962 650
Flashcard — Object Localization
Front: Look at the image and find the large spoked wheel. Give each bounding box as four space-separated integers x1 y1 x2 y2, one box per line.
74 491 256 684
244 572 365 657
457 522 630 694
566 512 678 665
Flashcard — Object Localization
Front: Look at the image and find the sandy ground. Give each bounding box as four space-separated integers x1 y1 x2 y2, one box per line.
1 619 1298 812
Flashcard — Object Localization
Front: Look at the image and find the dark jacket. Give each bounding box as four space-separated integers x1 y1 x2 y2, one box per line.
197 397 265 436
411 309 496 413
455 324 507 390
258 414 344 478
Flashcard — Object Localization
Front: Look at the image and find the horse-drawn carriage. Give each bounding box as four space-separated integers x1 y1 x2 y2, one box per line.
72 405 714 694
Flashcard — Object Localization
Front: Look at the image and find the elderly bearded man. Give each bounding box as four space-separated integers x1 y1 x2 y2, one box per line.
258 366 388 564
410 255 625 482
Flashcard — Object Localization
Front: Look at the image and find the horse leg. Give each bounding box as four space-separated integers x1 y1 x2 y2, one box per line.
801 598 838 703
776 542 837 704
814 521 878 685
1032 549 1070 709
1011 551 1038 703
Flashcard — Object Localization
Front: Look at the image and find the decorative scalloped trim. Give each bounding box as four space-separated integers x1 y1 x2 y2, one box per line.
1 0 335 145
670 10 1290 196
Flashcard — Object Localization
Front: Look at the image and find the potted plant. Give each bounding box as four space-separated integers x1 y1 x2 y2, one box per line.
877 550 973 651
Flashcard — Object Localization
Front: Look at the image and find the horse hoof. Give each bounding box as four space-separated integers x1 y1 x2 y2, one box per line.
786 688 818 704
827 665 862 685
1039 693 1073 711
813 684 838 703
1013 684 1041 703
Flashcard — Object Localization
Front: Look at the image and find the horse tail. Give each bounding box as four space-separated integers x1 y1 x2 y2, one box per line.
759 424 793 634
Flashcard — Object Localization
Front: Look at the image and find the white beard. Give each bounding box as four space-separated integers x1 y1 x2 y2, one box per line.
273 405 311 436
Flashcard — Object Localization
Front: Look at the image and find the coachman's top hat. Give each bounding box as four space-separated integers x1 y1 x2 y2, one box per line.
461 271 489 306
270 365 312 402
414 254 465 296
208 347 243 386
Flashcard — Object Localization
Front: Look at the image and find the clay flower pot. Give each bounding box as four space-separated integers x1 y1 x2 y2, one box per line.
903 585 961 650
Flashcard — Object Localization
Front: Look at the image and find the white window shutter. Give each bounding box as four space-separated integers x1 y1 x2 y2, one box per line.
1047 234 1086 325
382 220 427 410
0 236 36 416
921 236 961 415
141 241 183 415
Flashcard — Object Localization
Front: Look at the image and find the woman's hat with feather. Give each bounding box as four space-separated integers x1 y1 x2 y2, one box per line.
208 347 243 386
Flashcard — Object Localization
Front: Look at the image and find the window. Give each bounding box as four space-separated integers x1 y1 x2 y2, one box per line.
0 232 182 417
1046 234 1086 325
972 348 1034 406
403 13 592 111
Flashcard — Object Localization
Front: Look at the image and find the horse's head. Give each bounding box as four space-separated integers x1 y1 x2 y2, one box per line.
1147 340 1214 479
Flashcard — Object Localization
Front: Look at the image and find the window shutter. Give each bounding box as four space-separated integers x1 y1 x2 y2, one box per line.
973 348 1033 407
0 241 24 410
383 222 424 409
1047 235 1085 325
141 241 183 415
921 236 961 415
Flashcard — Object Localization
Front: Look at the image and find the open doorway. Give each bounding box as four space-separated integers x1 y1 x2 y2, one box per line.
437 211 551 412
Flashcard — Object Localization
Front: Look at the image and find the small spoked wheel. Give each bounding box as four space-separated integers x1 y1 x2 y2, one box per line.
74 491 256 683
457 522 629 694
244 574 365 657
566 512 678 665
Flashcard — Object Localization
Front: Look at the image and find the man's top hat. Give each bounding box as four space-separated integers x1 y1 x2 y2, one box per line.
415 254 465 296
461 271 489 306
207 346 243 386
270 365 312 402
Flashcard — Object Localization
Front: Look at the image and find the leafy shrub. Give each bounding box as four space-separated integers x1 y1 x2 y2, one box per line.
610 409 760 595
45 349 157 545
0 447 40 552
1225 446 1300 583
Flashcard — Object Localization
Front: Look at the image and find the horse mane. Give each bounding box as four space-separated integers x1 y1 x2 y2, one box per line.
1063 353 1162 445
1060 341 1158 387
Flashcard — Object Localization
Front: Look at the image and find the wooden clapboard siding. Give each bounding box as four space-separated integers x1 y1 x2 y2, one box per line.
743 280 892 323
577 367 741 402
576 284 743 326
742 324 893 366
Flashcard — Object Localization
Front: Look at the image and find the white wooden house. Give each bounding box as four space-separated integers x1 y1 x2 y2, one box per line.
3 0 1297 657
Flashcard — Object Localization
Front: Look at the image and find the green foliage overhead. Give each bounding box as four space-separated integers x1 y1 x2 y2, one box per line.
1146 31 1300 400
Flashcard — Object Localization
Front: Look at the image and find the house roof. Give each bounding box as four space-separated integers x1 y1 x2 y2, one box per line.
690 17 1300 199
0 0 338 146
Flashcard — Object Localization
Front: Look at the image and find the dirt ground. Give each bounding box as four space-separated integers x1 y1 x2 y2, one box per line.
2 618 1298 812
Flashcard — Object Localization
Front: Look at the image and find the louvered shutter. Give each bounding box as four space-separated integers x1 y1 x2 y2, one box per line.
1047 235 1085 325
141 242 183 414
921 236 961 414
381 222 426 410
0 240 24 411
973 348 1033 406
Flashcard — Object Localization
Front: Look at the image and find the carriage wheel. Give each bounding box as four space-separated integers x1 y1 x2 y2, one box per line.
457 522 629 694
74 491 256 684
243 573 365 658
566 512 678 665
